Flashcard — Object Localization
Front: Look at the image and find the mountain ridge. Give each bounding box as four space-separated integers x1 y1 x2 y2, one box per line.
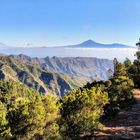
67 39 133 48
0 54 113 97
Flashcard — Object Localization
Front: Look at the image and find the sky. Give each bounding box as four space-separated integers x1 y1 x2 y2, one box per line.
0 0 140 47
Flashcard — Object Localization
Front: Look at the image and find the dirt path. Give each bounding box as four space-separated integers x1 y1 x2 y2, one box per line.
94 89 140 140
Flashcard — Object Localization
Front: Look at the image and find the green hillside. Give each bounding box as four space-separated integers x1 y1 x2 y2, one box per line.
0 55 90 97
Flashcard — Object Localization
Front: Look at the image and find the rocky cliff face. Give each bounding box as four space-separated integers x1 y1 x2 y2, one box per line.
0 54 113 97
43 57 114 80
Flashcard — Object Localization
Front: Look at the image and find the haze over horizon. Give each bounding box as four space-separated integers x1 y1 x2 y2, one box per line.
0 40 136 61
0 0 139 47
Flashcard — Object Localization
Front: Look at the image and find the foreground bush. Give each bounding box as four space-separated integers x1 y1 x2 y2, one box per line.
60 87 109 139
0 80 61 140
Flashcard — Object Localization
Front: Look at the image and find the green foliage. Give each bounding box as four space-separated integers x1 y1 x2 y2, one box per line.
105 76 134 116
82 60 134 117
104 59 134 115
0 101 11 138
124 57 132 69
59 58 134 139
41 95 61 140
128 66 140 87
0 80 61 140
0 53 136 139
60 87 108 139
114 58 127 77
126 40 140 87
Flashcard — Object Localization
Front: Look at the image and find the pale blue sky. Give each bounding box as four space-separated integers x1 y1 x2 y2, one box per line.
0 0 140 47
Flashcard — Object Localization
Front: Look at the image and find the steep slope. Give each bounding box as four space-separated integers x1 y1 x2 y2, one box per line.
0 55 113 97
9 55 114 80
0 55 90 97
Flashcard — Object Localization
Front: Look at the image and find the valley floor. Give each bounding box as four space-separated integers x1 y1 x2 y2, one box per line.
94 89 140 140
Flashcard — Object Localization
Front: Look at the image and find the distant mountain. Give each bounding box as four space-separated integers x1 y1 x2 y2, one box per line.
66 39 133 48
0 54 113 97
0 40 134 58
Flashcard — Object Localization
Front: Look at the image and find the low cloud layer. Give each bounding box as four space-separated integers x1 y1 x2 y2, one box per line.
2 47 137 61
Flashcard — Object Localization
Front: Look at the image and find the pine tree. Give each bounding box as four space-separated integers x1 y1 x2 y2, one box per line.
124 57 132 69
113 58 127 77
127 39 140 87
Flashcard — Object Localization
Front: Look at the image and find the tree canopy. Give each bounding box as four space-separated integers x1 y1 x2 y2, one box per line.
0 80 61 140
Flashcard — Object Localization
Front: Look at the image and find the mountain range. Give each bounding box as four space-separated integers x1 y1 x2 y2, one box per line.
0 54 113 97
